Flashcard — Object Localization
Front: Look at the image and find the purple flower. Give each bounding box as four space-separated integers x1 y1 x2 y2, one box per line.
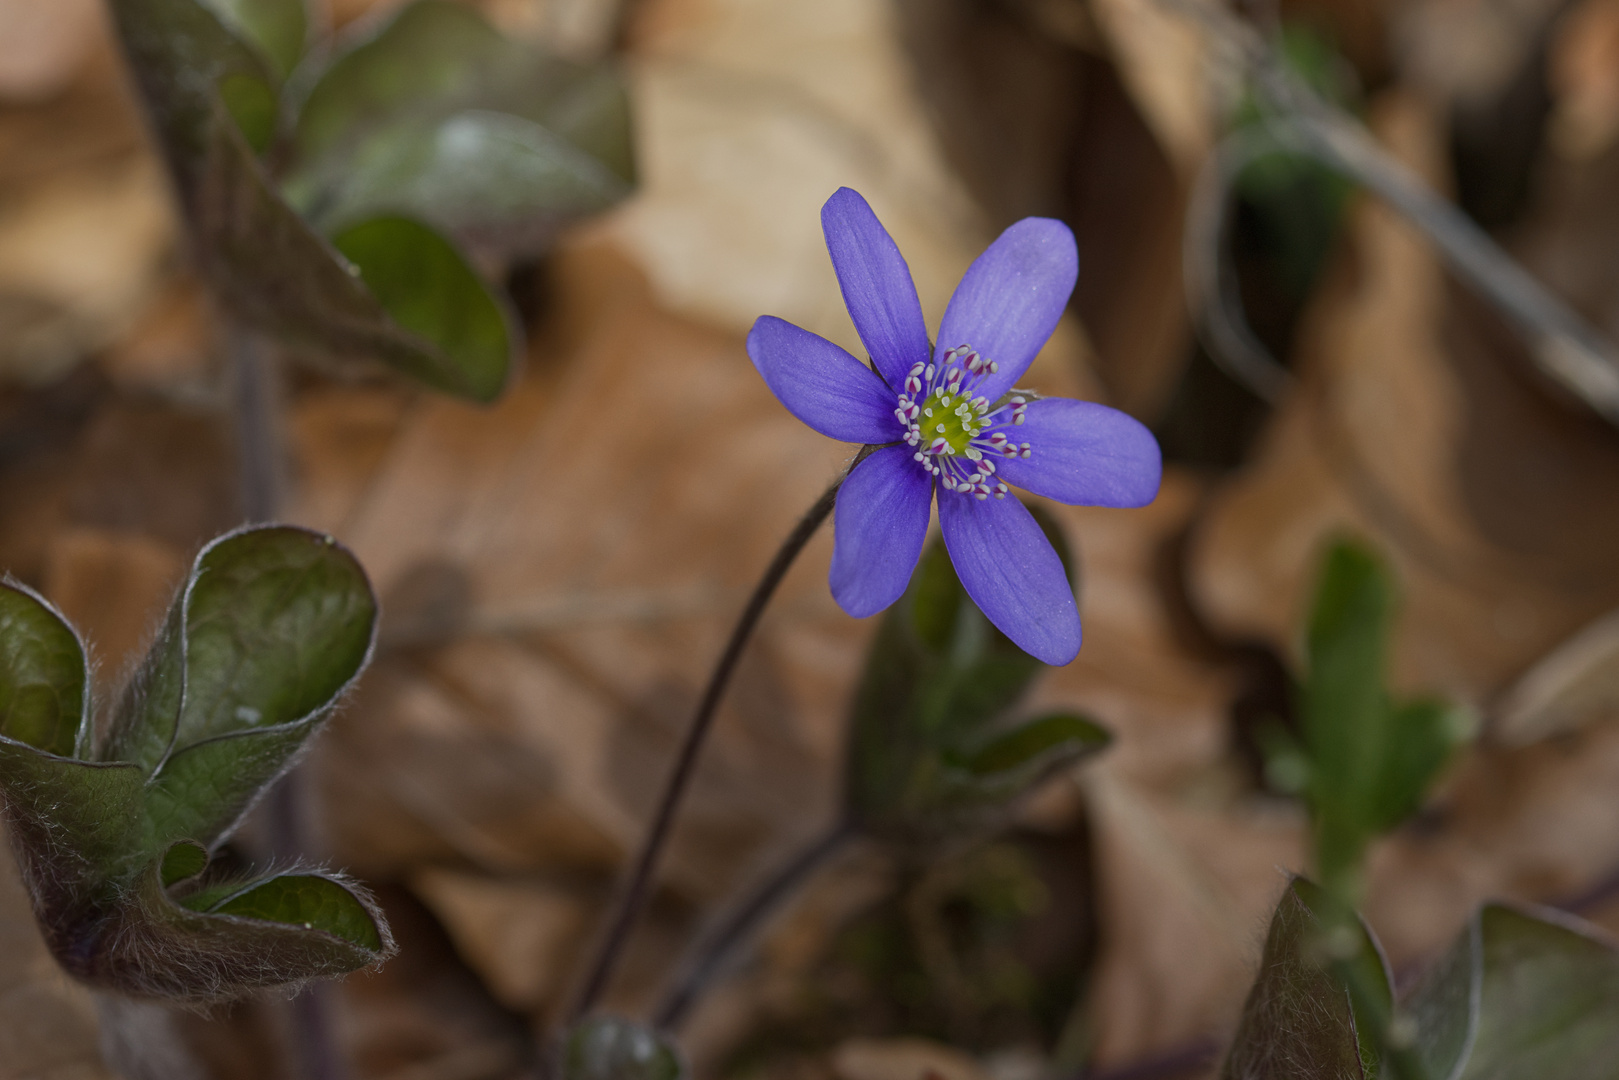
747 188 1162 665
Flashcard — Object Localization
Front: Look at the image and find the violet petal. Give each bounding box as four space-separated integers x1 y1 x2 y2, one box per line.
939 491 1080 665
934 218 1078 401
822 188 933 392
995 398 1162 507
830 446 933 617
748 316 905 444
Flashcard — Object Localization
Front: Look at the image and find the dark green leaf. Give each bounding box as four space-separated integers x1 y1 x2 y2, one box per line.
293 0 507 163
199 0 306 80
0 741 144 899
109 0 276 192
104 526 376 784
1405 914 1481 1080
845 515 1101 846
64 861 394 1001
1404 903 1619 1080
217 72 278 153
101 601 186 771
563 1016 684 1080
202 873 384 951
1304 540 1393 856
285 0 634 251
141 721 314 852
160 840 208 887
1222 878 1391 1080
332 216 512 402
1299 539 1463 899
172 526 375 747
961 712 1110 776
106 0 518 401
1369 698 1464 834
0 583 88 758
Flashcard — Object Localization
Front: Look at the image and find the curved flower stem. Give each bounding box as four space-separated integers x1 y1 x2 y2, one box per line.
654 818 856 1031
567 444 879 1023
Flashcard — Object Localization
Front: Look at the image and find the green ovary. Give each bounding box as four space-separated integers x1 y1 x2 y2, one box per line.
921 389 982 454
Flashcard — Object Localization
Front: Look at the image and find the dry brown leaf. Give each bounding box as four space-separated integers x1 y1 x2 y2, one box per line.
1548 0 1619 160
1081 770 1305 1068
98 278 217 398
410 868 593 1017
607 0 988 359
0 155 176 385
1493 607 1619 744
1363 711 1619 964
41 527 184 680
0 0 103 103
0 846 113 1079
332 886 534 1080
1088 0 1217 176
1189 91 1619 707
1031 473 1235 790
1395 0 1566 107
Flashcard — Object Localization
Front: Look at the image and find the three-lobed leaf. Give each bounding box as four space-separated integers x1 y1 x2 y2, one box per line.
0 526 391 1000
106 0 520 402
283 0 634 248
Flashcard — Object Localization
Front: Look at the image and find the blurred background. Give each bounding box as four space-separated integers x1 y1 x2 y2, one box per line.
3 0 1619 1076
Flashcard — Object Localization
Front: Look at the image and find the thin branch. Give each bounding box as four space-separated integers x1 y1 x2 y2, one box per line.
654 818 855 1030
1183 126 1297 404
566 444 880 1023
1164 0 1619 427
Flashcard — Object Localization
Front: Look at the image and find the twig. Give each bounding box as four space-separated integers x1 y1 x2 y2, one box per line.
566 444 880 1022
229 326 345 1080
1182 126 1297 404
1164 0 1619 427
654 818 855 1030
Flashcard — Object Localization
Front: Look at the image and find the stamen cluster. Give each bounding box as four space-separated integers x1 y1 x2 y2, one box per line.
891 345 1032 500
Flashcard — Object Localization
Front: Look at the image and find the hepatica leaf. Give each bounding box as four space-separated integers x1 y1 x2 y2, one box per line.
283 0 634 249
1222 878 1391 1080
0 583 89 758
845 510 1108 847
199 873 384 952
198 0 306 80
960 712 1111 777
332 216 511 402
106 0 527 402
1407 904 1619 1080
0 526 391 1001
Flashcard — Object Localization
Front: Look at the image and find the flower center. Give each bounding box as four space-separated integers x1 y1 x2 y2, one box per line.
892 344 1033 501
919 386 982 455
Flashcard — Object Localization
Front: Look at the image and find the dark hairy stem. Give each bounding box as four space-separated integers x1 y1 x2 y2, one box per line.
654 818 856 1030
230 328 345 1080
567 444 880 1023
